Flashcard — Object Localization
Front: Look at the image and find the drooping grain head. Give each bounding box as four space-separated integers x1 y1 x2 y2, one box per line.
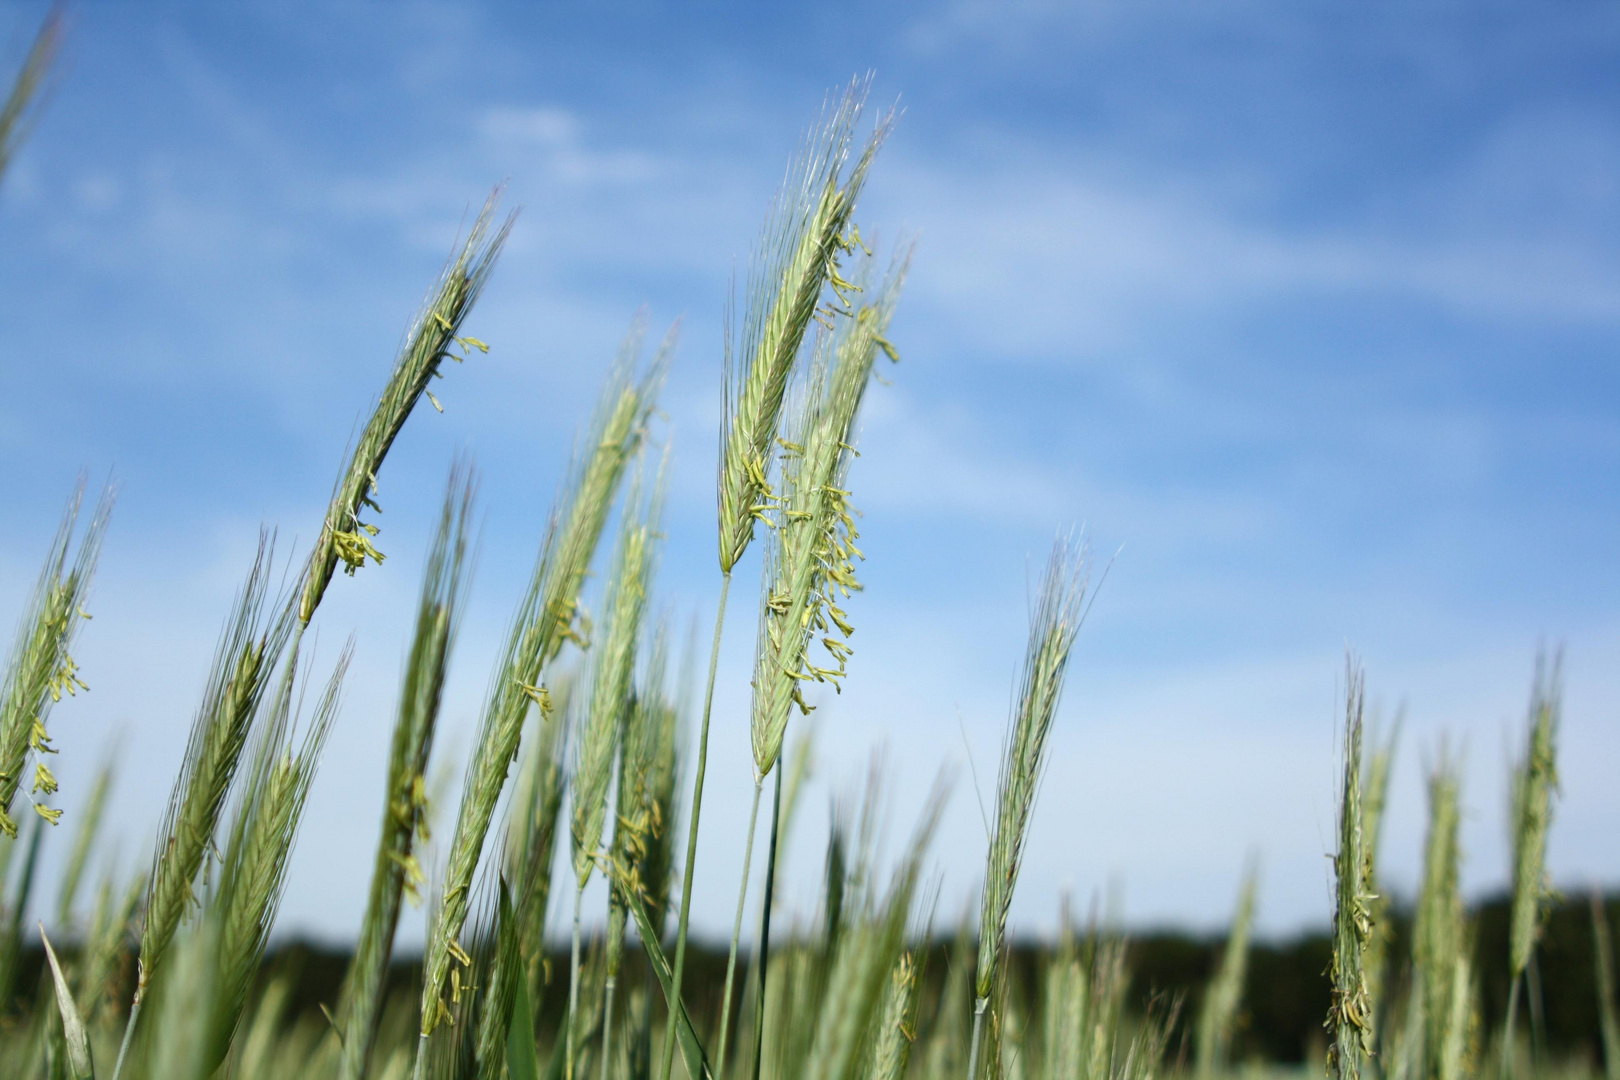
748 245 913 780
300 192 513 624
0 480 113 838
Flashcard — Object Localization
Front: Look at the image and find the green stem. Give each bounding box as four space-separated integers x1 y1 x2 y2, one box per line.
569 879 586 1080
967 996 988 1080
749 766 783 1080
716 777 765 1080
110 997 142 1080
600 975 618 1080
657 572 732 1080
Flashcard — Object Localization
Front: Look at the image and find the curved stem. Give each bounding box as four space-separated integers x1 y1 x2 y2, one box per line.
750 766 783 1080
109 997 142 1080
716 778 765 1080
658 572 732 1080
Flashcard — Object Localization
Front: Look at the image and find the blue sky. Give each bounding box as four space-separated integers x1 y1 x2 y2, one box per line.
1 1 1617 944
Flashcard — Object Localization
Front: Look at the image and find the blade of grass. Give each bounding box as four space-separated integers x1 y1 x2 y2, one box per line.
41 923 95 1079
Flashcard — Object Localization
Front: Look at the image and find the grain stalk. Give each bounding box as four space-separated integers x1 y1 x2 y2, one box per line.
1502 651 1560 1076
201 642 349 1073
599 623 679 1080
339 471 475 1080
716 245 911 1080
1326 662 1374 1080
970 538 1091 1080
418 329 663 1064
1414 750 1464 1080
0 480 113 839
111 537 292 1080
662 79 893 1080
568 466 661 1080
300 193 512 624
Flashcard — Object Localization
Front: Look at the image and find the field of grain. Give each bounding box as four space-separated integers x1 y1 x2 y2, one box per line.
0 11 1614 1080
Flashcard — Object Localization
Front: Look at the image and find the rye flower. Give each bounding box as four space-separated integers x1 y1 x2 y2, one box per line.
419 328 664 1047
111 537 294 1080
0 480 113 838
300 192 512 624
664 83 896 1080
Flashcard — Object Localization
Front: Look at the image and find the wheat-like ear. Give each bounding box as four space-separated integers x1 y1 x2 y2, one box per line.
419 329 664 1044
1504 647 1561 1062
1414 745 1465 1080
718 79 894 574
748 243 913 781
1327 660 1373 1080
0 478 114 838
975 540 1089 1000
969 537 1089 1080
136 535 293 1004
339 468 476 1080
566 458 662 1080
202 641 349 1074
0 4 62 185
300 190 513 624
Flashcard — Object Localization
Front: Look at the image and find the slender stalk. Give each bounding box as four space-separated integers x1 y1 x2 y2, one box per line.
716 778 765 1080
600 975 619 1080
111 999 141 1080
966 997 988 1080
658 571 731 1080
569 880 587 1080
750 765 783 1080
